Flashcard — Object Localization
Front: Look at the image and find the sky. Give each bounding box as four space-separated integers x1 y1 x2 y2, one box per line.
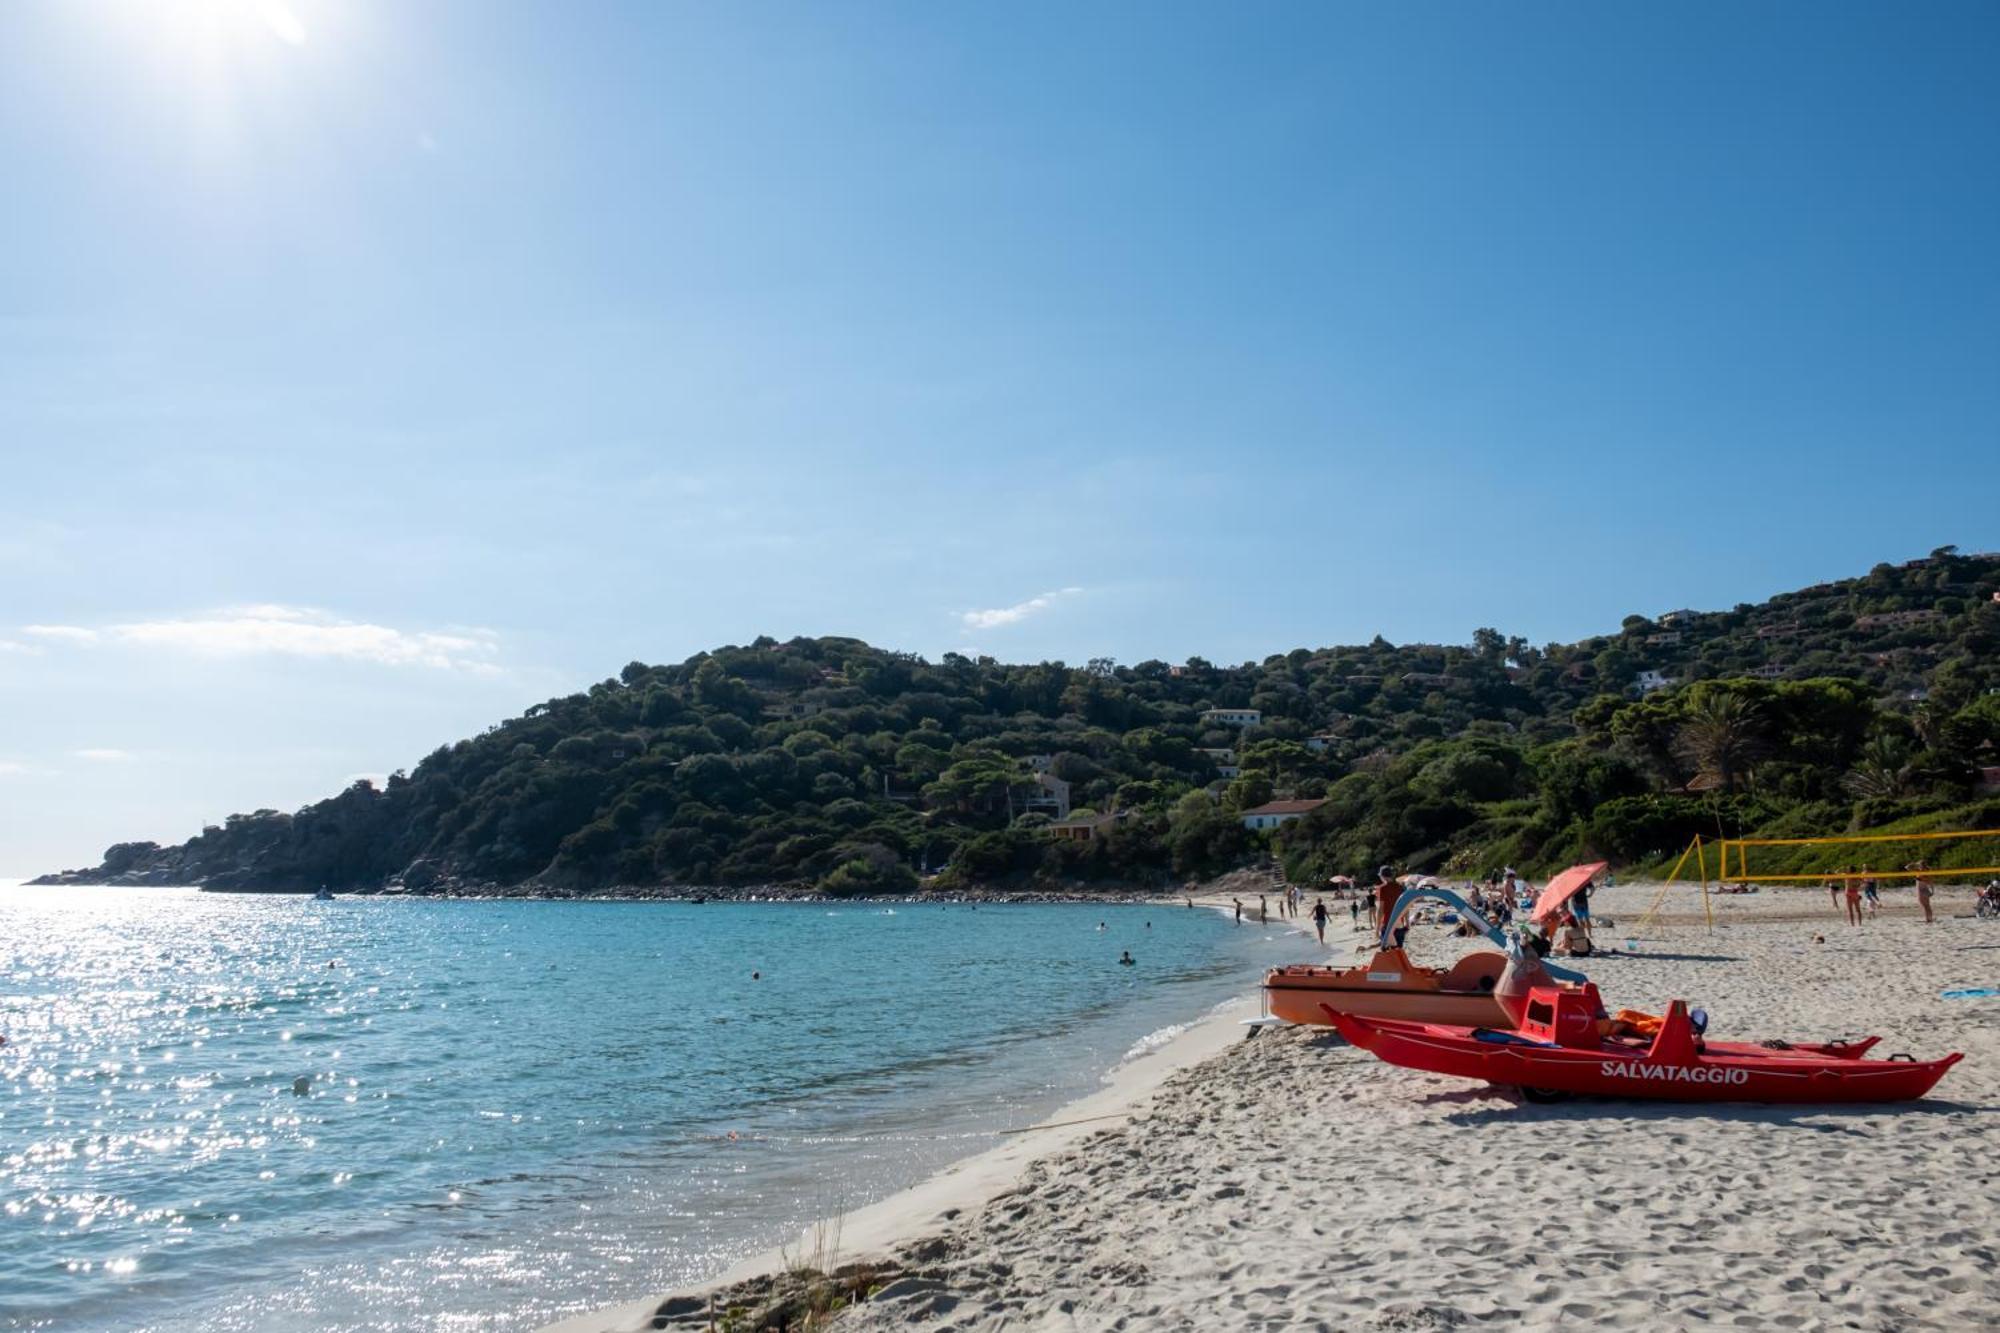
2 1 1997 873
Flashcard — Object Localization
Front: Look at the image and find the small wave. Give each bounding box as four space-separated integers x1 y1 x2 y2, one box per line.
1113 1021 1190 1069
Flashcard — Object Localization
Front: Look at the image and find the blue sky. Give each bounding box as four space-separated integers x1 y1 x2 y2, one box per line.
2 1 1996 873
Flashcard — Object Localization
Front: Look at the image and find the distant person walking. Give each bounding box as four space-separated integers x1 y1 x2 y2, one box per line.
1350 896 1361 928
1826 874 1844 915
1311 897 1329 945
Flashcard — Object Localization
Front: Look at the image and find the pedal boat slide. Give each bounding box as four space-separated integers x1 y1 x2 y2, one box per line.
1325 983 1961 1104
1263 880 1589 1028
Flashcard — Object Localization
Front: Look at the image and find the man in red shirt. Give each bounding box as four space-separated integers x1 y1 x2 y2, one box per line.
1374 866 1405 948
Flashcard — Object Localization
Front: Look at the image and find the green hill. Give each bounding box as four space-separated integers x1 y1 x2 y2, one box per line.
35 546 2000 895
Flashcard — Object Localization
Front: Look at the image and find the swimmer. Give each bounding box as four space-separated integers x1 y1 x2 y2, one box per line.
751 971 760 981
1118 951 1135 966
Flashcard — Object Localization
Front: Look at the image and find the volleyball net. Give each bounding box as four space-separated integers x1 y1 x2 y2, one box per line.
1716 828 2000 883
1634 826 2000 933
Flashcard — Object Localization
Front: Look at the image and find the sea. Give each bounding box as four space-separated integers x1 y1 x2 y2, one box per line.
0 883 1304 1331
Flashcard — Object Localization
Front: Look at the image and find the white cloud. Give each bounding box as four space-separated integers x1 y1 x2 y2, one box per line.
75 748 135 762
21 606 501 673
0 638 40 655
960 587 1085 631
0 760 29 777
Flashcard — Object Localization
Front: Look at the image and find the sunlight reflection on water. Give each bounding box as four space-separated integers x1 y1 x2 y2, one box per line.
0 886 1294 1330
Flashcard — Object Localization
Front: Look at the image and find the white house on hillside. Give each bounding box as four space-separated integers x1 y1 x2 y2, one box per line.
1635 669 1677 695
1201 708 1261 727
1239 798 1326 831
1020 772 1071 819
1199 747 1241 779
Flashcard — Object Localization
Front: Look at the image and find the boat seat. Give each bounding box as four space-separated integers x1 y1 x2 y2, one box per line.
1439 951 1507 993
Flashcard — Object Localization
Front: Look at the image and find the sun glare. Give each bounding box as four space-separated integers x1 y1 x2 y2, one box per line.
128 0 312 64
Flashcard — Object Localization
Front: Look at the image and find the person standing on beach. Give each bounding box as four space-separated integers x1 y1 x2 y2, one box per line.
1571 879 1594 936
1912 864 1935 924
1258 894 1268 924
1826 873 1844 915
1845 876 1864 927
1311 897 1329 945
1374 867 1405 948
1233 898 1243 923
1350 895 1361 928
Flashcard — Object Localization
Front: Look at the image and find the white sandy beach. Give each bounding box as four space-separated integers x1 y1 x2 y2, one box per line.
554 883 2000 1331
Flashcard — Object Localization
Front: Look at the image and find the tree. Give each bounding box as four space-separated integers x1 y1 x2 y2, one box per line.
1671 691 1769 794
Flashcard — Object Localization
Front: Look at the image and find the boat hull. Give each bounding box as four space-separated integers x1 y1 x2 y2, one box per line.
1330 1012 1958 1104
1265 976 1507 1028
1264 949 1527 1028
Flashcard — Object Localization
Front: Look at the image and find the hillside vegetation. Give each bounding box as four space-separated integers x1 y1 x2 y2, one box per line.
38 547 2000 895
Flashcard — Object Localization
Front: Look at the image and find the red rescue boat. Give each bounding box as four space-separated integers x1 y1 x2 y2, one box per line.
1325 985 1955 1104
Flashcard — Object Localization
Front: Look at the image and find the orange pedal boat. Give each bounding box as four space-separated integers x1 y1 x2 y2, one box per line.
1263 883 1589 1028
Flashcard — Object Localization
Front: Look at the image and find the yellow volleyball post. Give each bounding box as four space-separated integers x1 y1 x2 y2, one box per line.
1697 834 1713 932
1639 833 1707 933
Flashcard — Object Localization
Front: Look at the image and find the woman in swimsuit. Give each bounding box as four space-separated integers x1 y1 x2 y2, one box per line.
1844 877 1863 927
1912 864 1934 924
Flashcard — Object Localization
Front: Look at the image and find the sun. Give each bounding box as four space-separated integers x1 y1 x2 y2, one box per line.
119 0 313 70
175 0 308 48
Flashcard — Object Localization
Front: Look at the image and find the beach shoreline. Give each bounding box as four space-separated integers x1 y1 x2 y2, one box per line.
548 881 2000 1332
542 991 1280 1333
544 895 1320 1332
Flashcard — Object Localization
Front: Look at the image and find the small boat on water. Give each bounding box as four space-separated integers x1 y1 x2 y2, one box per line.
1326 984 1957 1104
1264 881 1589 1028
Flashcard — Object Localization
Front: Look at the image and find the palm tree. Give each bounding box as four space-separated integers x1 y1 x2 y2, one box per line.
1842 735 1915 800
1672 691 1770 794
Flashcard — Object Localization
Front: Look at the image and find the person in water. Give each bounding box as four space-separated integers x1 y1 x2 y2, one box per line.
1233 898 1243 923
1310 897 1329 945
1118 950 1135 966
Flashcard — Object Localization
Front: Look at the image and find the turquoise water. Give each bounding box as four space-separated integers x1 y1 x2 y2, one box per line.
0 886 1301 1331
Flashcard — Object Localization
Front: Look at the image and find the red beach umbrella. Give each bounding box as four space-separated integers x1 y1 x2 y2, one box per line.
1531 862 1609 924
